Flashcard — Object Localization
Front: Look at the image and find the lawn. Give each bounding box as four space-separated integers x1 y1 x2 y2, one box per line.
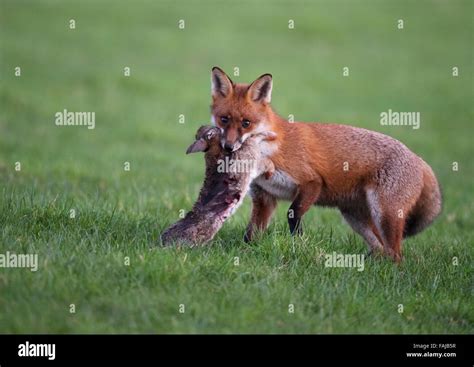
0 0 472 333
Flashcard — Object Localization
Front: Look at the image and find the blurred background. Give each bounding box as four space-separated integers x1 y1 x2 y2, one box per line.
1 0 472 192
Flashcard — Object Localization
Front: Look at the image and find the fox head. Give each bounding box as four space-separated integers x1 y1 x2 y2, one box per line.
210 66 274 153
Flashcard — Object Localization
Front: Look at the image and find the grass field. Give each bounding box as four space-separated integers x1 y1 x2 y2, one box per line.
0 0 473 333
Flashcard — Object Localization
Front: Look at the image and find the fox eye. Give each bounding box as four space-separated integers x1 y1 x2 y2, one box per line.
220 116 229 124
242 119 251 128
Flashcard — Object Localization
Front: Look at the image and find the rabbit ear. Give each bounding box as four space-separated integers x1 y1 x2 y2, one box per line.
186 139 208 154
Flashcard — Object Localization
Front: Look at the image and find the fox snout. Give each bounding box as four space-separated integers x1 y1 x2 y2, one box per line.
221 139 242 153
223 141 234 152
221 128 242 152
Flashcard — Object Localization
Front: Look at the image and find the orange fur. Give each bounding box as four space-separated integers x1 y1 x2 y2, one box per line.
210 67 442 261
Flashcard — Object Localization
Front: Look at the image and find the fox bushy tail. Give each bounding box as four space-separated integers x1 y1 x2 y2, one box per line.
403 161 442 238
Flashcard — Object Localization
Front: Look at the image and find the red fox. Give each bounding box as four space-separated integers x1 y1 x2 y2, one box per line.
210 66 442 261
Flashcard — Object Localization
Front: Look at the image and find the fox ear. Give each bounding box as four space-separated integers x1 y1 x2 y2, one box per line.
248 74 272 103
211 67 234 98
186 139 208 154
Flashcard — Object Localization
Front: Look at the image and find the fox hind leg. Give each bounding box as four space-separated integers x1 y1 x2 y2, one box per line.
366 188 405 262
341 210 384 255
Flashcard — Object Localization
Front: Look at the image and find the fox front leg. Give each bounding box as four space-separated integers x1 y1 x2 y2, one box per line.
244 184 277 242
288 179 322 235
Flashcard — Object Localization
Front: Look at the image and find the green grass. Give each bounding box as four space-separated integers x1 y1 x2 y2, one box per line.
0 0 473 333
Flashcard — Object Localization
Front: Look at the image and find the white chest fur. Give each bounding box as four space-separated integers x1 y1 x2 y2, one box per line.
253 169 298 201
